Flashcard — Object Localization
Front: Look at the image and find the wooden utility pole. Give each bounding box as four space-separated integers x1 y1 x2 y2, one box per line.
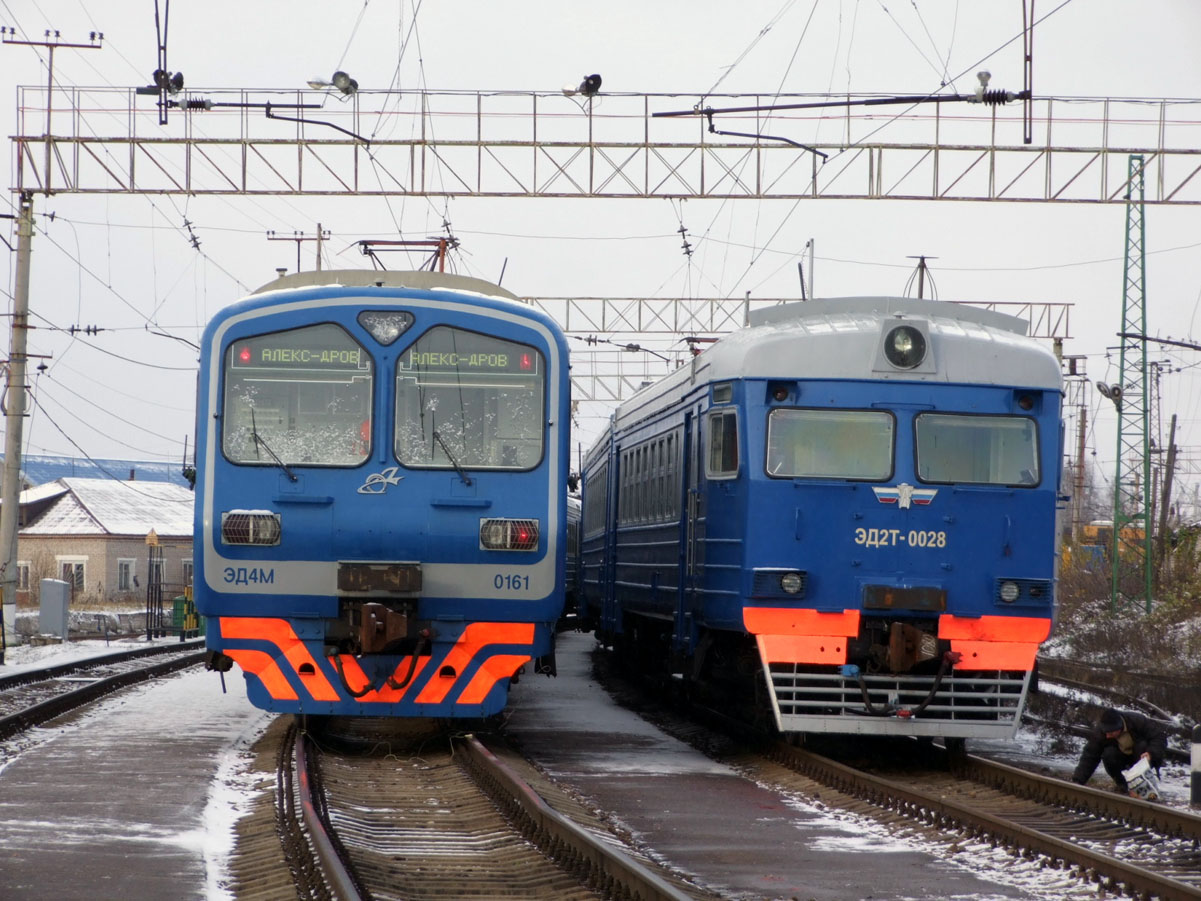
267 223 330 273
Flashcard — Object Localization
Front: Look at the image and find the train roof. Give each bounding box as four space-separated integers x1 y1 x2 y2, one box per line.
611 296 1063 432
250 269 522 303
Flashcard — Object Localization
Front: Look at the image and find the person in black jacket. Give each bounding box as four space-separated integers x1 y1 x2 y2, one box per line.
1071 707 1168 793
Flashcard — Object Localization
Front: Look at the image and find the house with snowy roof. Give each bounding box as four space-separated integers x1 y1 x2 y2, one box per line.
12 477 194 605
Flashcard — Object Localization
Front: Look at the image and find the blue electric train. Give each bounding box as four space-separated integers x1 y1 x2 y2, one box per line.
579 297 1063 740
194 270 571 718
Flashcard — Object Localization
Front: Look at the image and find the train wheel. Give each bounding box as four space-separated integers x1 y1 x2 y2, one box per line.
943 736 967 769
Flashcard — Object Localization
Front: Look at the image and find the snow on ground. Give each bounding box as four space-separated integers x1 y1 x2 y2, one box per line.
0 630 274 899
2 628 1197 901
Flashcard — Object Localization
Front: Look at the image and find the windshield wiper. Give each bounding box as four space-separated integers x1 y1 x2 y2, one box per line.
433 429 472 486
251 409 298 483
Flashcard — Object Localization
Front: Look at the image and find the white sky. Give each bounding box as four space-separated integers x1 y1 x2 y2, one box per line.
1 0 1200 513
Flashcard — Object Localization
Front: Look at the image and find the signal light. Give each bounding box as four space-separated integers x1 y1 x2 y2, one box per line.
239 346 251 363
479 518 540 551
520 353 532 371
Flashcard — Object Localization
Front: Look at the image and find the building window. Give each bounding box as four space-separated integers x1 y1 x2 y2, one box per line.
16 562 29 591
57 558 86 592
118 559 136 591
149 558 165 586
181 559 193 587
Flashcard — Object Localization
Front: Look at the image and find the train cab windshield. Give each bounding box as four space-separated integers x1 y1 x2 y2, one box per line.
766 409 894 480
395 326 545 471
222 322 374 467
915 413 1039 486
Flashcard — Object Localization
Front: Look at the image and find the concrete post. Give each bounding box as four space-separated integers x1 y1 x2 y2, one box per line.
1192 725 1201 808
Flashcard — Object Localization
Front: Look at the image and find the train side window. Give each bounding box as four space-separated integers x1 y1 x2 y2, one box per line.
706 409 739 479
915 413 1039 486
223 322 373 467
394 327 545 471
765 408 894 480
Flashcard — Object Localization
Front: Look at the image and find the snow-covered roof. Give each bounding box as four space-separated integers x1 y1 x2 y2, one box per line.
20 477 193 538
3 453 193 489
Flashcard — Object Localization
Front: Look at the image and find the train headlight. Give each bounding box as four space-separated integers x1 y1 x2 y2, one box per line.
479 518 540 551
221 511 282 546
780 572 804 594
357 310 414 345
884 325 927 369
999 580 1020 603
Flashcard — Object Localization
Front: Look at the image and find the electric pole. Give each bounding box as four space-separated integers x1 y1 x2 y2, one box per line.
0 30 102 661
0 194 33 662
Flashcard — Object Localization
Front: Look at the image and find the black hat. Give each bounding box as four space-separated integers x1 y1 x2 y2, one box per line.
1099 708 1123 733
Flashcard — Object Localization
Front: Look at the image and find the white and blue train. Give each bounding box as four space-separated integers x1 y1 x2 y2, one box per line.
194 270 571 718
579 297 1063 740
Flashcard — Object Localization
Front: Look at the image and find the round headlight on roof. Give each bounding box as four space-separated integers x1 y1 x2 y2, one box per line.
884 325 927 369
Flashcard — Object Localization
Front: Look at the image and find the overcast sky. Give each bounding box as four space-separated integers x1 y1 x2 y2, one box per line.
2 0 1200 512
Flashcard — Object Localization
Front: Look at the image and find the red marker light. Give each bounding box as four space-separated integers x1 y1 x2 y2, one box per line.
519 353 531 371
239 346 251 363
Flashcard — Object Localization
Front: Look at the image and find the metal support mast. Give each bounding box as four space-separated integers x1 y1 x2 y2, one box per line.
1111 154 1153 612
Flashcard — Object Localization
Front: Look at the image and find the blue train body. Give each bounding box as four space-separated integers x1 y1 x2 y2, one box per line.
194 271 571 718
580 297 1063 739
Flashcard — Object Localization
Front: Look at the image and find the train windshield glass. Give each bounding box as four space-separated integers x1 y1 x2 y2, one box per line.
395 326 545 471
222 323 374 467
915 413 1039 486
765 409 893 479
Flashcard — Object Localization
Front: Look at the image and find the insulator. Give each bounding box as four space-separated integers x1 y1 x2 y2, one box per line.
981 89 1015 106
183 99 212 111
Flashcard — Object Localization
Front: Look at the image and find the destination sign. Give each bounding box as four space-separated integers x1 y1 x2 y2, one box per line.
230 325 371 372
400 346 540 375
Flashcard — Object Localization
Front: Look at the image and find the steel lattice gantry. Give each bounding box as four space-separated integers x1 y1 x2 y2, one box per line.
11 87 1201 203
1111 154 1153 611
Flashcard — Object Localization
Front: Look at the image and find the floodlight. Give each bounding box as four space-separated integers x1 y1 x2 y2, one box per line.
331 70 358 95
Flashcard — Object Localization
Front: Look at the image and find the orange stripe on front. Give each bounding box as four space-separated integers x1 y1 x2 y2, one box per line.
225 648 300 701
457 654 531 704
949 640 1039 670
415 622 537 705
219 616 340 702
756 634 848 665
220 616 300 644
744 607 861 636
938 615 1052 643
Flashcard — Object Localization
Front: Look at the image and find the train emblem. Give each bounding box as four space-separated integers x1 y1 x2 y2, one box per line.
872 483 937 509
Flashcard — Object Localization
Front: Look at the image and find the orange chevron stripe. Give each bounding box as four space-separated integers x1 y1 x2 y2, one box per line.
326 654 433 703
457 654 531 704
415 622 536 705
219 617 339 702
225 648 299 701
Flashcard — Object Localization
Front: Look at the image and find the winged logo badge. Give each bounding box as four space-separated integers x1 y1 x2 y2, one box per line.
872 482 937 510
358 466 405 495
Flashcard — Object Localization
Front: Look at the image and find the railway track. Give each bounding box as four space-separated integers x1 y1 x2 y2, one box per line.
771 740 1201 900
0 639 205 740
592 646 1201 899
266 719 701 901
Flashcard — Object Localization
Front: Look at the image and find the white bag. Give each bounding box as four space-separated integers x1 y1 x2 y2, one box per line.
1121 757 1161 801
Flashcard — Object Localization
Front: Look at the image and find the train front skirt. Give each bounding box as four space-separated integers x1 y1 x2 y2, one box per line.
213 616 547 717
745 608 1052 739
